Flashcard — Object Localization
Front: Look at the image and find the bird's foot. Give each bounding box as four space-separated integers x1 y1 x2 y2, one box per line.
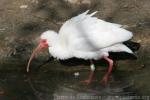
80 79 97 85
100 75 109 86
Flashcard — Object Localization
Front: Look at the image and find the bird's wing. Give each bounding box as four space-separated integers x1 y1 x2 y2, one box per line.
58 10 133 51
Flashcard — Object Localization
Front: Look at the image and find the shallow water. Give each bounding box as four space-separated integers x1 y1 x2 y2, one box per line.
0 59 146 100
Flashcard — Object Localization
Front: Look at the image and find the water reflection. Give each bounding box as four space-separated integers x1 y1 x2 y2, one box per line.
0 61 140 100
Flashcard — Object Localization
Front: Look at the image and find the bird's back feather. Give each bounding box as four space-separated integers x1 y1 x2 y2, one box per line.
58 10 133 52
50 10 135 60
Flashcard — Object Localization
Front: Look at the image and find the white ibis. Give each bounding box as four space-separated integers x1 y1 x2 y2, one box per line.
27 10 135 84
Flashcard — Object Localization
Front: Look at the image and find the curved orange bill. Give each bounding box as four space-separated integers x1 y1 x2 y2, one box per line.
26 43 44 72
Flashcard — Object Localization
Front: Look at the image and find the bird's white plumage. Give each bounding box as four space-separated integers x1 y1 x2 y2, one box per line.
41 10 133 60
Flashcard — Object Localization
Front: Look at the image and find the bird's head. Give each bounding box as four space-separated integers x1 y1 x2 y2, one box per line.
26 30 57 72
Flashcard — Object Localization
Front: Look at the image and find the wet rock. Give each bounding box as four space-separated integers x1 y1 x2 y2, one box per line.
64 0 91 5
20 5 28 9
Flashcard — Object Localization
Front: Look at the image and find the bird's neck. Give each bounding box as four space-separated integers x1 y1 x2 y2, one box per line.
47 31 72 59
47 32 59 47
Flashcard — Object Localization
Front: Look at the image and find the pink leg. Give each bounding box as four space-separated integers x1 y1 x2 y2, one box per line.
100 56 113 85
80 60 96 85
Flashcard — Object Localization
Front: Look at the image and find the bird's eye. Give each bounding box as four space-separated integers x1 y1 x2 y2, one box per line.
39 39 48 45
40 39 47 44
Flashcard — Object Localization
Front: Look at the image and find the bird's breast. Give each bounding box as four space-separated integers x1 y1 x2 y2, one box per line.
48 45 73 60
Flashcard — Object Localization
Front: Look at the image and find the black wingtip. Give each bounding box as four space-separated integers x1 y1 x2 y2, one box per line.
123 41 140 52
109 52 137 60
108 40 140 60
